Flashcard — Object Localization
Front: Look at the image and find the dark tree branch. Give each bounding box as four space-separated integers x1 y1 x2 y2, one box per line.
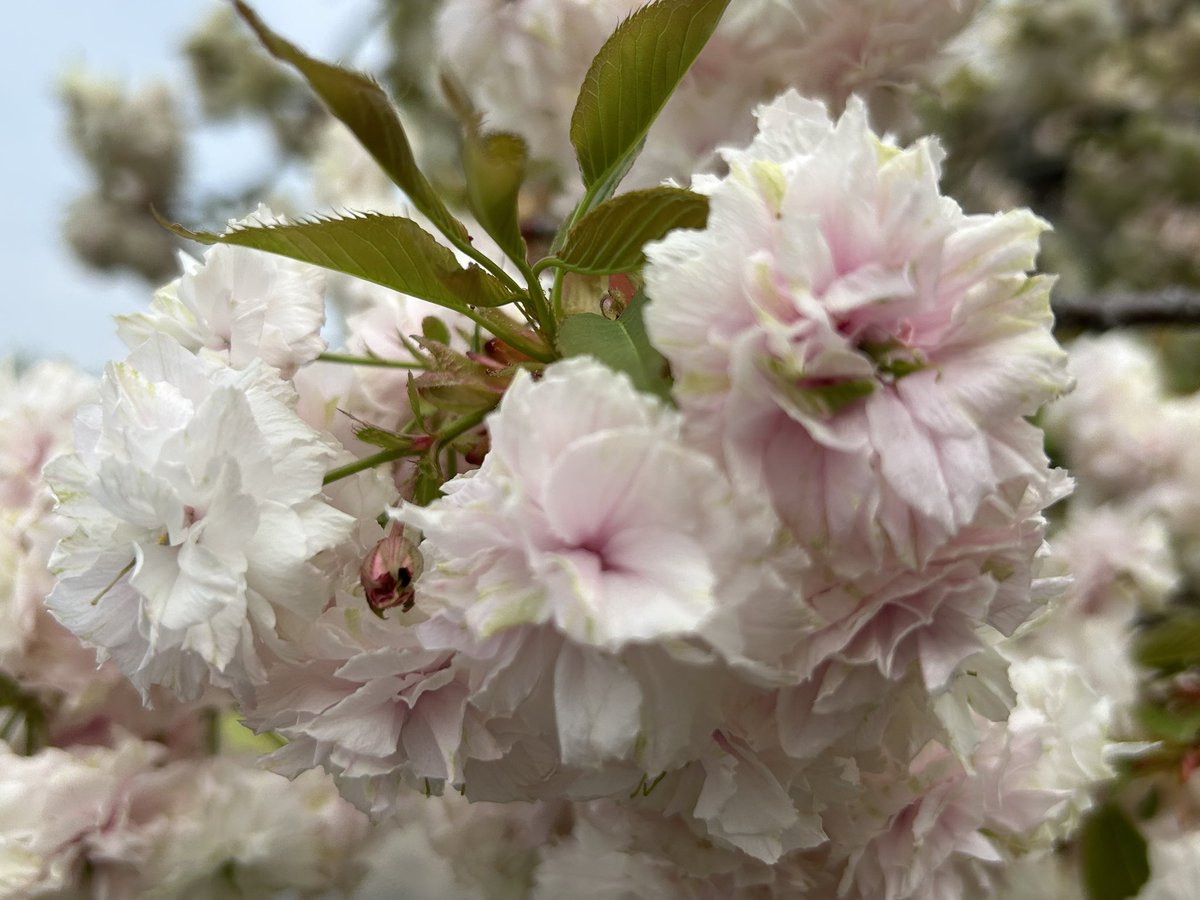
1053 288 1200 331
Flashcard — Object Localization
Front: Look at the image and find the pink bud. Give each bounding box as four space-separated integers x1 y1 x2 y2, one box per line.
360 526 422 617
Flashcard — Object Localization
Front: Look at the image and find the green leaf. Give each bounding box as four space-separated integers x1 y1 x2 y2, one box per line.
464 132 529 265
1080 803 1150 900
555 187 708 275
411 456 444 506
1135 613 1200 672
159 212 517 312
1136 702 1200 743
421 316 452 345
442 74 530 267
232 1 467 244
557 290 671 399
570 0 731 200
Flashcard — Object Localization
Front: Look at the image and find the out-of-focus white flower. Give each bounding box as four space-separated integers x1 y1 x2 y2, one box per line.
1005 656 1112 836
0 739 161 898
46 334 354 701
126 760 369 899
437 0 982 209
116 206 327 378
0 360 98 689
1052 502 1178 617
1043 333 1191 504
0 361 95 511
0 738 371 900
1136 830 1200 900
645 91 1068 577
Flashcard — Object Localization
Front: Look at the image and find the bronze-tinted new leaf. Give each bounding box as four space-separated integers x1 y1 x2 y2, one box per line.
233 0 467 243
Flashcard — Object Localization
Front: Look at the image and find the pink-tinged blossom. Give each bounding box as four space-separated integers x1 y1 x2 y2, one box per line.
116 206 327 377
532 799 841 900
413 614 731 804
396 356 781 653
45 334 354 701
829 728 1066 900
783 483 1067 693
644 91 1069 575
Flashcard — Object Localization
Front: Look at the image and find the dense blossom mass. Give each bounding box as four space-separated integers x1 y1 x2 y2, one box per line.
9 0 1200 897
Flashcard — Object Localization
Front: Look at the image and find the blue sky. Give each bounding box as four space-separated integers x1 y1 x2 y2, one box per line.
2 1 374 372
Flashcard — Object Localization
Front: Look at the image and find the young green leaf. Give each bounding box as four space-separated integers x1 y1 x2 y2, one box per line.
232 0 467 244
411 456 445 507
1079 803 1150 900
442 74 530 269
554 187 708 275
557 290 671 399
159 212 517 312
421 316 452 345
570 0 731 202
463 131 530 266
353 425 412 452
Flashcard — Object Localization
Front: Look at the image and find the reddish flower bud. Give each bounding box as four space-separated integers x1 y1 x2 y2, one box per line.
360 525 422 617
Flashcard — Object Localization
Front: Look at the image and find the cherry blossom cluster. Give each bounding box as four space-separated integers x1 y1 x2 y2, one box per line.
6 0 1175 896
26 83 1115 897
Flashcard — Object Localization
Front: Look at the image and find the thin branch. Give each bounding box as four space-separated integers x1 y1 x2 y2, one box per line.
1053 288 1200 331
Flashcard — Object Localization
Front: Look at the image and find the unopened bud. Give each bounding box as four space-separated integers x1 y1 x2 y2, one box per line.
360 525 422 617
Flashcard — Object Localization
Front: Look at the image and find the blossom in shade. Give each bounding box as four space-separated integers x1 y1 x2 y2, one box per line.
116 206 327 377
0 739 161 897
644 91 1069 575
124 757 370 898
244 594 473 815
45 334 354 701
0 739 370 899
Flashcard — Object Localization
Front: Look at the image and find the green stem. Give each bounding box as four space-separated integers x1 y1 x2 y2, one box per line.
434 406 490 453
531 256 562 278
445 233 526 297
551 268 566 321
517 259 556 342
323 445 412 485
317 352 426 369
323 408 494 486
